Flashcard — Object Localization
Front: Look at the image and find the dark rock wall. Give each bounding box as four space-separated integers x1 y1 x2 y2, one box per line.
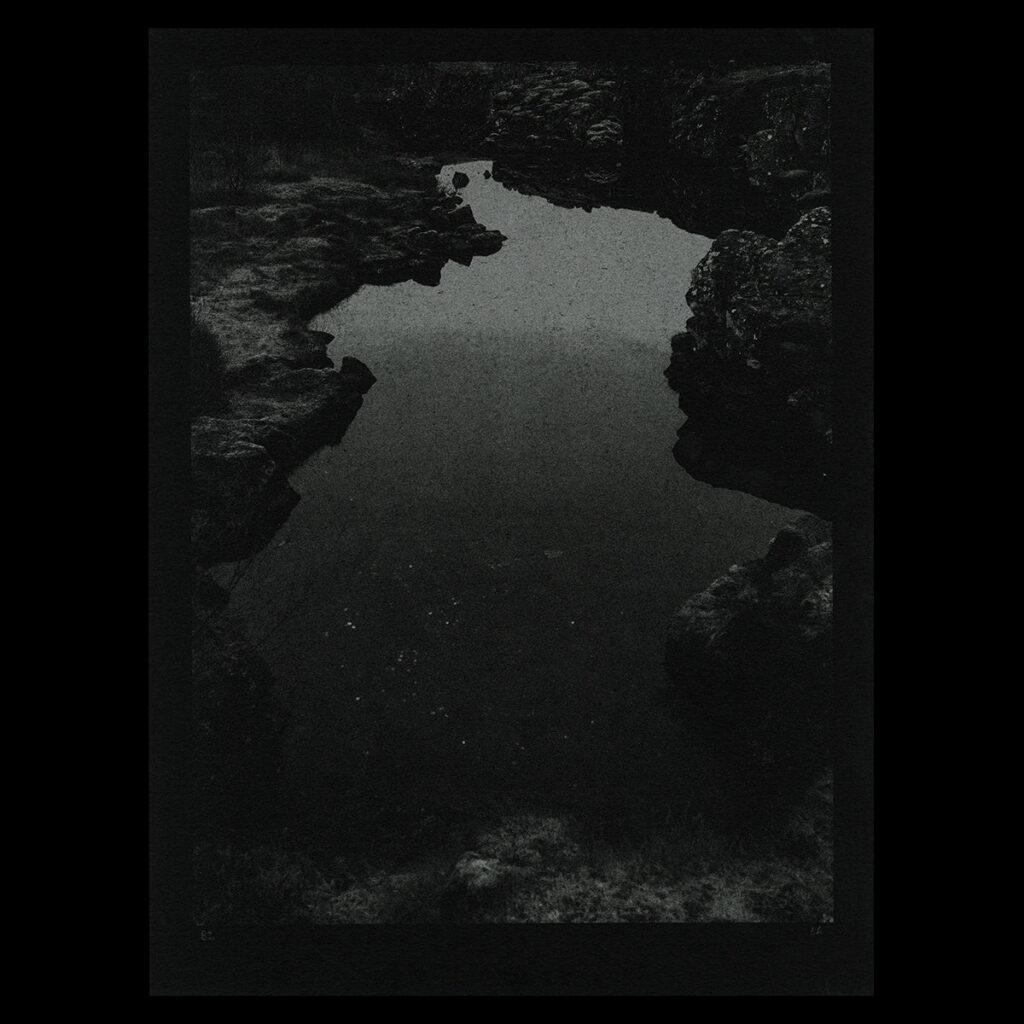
665 515 832 778
665 63 830 238
484 66 626 157
485 62 830 239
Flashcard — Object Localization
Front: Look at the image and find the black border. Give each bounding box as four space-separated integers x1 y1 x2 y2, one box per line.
150 26 873 996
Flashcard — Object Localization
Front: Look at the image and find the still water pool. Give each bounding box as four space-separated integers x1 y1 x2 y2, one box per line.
217 161 794 850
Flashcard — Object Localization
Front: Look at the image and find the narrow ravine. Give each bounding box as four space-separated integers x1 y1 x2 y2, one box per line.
213 161 795 857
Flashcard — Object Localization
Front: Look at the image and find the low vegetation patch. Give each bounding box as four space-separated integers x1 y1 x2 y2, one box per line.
196 773 832 924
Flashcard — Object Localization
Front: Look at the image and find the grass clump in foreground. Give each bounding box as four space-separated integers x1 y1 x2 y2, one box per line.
195 771 833 924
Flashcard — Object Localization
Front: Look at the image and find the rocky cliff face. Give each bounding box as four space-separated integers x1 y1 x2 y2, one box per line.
665 515 832 778
664 207 832 518
484 62 830 239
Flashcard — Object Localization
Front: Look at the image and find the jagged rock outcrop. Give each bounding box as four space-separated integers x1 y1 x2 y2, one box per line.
482 67 637 212
664 206 832 517
665 515 832 777
665 63 830 237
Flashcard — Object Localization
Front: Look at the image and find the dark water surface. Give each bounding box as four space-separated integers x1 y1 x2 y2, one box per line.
217 161 795 849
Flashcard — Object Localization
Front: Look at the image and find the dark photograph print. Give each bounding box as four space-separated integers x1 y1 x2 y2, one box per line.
151 27 872 995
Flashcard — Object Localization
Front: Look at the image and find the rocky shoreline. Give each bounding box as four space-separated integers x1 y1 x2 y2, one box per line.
186 54 840 921
191 166 505 569
665 515 832 777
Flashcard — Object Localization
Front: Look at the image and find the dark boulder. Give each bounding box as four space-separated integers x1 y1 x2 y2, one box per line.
338 355 375 386
471 228 506 256
277 326 335 369
445 202 476 228
412 264 443 287
408 227 444 254
664 207 832 517
452 170 470 188
665 515 832 777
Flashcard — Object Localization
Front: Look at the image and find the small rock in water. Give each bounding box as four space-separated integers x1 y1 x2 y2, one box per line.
797 188 832 211
452 171 470 188
483 169 492 179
